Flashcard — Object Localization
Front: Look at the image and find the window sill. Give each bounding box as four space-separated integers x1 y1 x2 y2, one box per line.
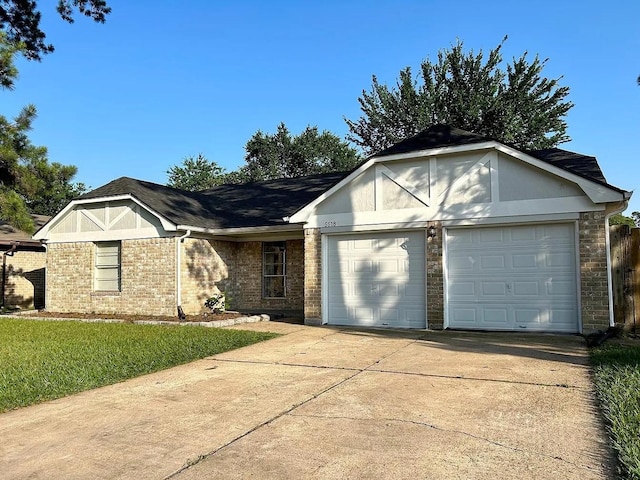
91 291 122 296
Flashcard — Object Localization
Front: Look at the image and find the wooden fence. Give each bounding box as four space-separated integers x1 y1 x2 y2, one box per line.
610 225 640 332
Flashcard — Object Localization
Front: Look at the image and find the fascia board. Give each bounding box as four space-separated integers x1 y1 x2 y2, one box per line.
176 223 303 236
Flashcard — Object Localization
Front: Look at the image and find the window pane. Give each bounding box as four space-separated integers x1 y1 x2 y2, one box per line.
95 242 121 291
263 277 285 298
263 241 286 298
264 263 284 276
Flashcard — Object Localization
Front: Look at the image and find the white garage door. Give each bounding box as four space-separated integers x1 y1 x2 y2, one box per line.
326 231 425 328
446 223 578 332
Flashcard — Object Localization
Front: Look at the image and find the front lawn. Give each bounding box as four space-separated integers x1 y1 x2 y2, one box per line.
0 318 278 413
591 343 640 479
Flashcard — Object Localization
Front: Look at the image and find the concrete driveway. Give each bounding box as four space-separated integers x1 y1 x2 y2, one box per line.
0 322 613 479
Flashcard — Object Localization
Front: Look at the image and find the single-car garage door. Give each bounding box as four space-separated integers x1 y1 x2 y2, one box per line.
326 231 425 328
446 223 578 332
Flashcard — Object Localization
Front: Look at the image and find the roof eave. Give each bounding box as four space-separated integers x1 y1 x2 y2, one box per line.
175 223 304 236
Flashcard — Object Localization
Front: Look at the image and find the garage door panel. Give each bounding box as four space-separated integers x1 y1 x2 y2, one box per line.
327 231 426 328
512 281 539 296
483 307 509 324
447 224 578 332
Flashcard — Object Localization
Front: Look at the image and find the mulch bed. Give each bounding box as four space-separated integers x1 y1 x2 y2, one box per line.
20 311 245 323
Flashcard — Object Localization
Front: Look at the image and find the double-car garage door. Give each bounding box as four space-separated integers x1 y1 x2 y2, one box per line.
325 223 579 332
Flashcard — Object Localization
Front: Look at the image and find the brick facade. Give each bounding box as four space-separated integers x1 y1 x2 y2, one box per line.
43 213 612 331
579 211 611 332
2 248 46 309
180 238 237 315
303 228 322 325
46 236 305 317
47 238 176 316
235 239 304 313
426 223 444 329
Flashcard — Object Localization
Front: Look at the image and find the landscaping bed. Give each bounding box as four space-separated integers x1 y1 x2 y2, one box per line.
18 310 244 323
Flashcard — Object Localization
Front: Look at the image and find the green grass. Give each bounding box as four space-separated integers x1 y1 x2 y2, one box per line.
0 318 278 413
591 343 640 479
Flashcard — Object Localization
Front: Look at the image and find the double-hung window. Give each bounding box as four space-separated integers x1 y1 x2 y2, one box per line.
263 241 286 298
95 241 121 291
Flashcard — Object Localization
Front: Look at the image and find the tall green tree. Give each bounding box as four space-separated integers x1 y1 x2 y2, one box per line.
236 123 361 183
346 38 574 155
0 34 84 231
16 157 87 215
166 154 228 191
0 0 110 62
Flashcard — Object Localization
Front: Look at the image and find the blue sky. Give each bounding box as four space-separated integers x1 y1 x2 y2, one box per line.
4 0 640 214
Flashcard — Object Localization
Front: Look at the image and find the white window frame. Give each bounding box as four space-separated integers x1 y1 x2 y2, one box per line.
94 241 121 292
263 241 286 298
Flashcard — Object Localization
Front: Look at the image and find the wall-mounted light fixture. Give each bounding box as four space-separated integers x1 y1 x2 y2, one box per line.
427 225 437 238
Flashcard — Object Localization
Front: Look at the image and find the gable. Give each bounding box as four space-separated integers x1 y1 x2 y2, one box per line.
296 146 614 229
40 200 168 243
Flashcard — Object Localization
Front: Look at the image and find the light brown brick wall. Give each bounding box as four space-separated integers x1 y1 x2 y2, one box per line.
46 238 176 316
426 223 444 329
2 248 46 309
579 211 611 332
304 228 322 325
235 239 304 313
180 238 237 315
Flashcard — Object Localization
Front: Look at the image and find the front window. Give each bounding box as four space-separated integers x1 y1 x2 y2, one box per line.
95 241 121 291
263 241 286 298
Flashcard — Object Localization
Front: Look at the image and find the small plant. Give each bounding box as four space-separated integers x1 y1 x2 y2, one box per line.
204 293 225 313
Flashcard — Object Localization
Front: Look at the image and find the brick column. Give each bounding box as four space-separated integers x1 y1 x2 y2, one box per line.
426 222 444 329
579 211 610 333
304 228 322 325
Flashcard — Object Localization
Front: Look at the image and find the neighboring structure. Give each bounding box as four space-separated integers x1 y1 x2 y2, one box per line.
1 215 49 310
34 125 631 333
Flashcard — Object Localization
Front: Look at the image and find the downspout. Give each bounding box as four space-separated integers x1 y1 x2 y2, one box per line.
604 199 630 327
175 230 191 320
39 240 47 310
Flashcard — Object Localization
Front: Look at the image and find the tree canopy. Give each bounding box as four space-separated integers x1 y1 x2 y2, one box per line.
166 154 227 191
0 0 111 61
236 123 361 183
167 124 362 189
345 38 574 155
0 34 85 232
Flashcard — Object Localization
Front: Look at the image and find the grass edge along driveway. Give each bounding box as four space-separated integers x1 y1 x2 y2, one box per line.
0 318 278 413
591 343 640 480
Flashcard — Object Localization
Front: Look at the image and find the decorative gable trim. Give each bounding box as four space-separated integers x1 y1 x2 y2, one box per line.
287 141 625 224
33 194 177 241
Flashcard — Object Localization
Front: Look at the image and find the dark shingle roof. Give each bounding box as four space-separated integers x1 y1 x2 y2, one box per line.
1 214 50 247
76 125 625 231
79 172 348 230
375 125 489 157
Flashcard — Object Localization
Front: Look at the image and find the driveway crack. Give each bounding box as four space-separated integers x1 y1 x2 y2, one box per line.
165 337 418 479
287 412 603 474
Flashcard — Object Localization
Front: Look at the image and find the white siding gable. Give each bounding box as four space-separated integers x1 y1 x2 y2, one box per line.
301 148 600 230
43 200 169 243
